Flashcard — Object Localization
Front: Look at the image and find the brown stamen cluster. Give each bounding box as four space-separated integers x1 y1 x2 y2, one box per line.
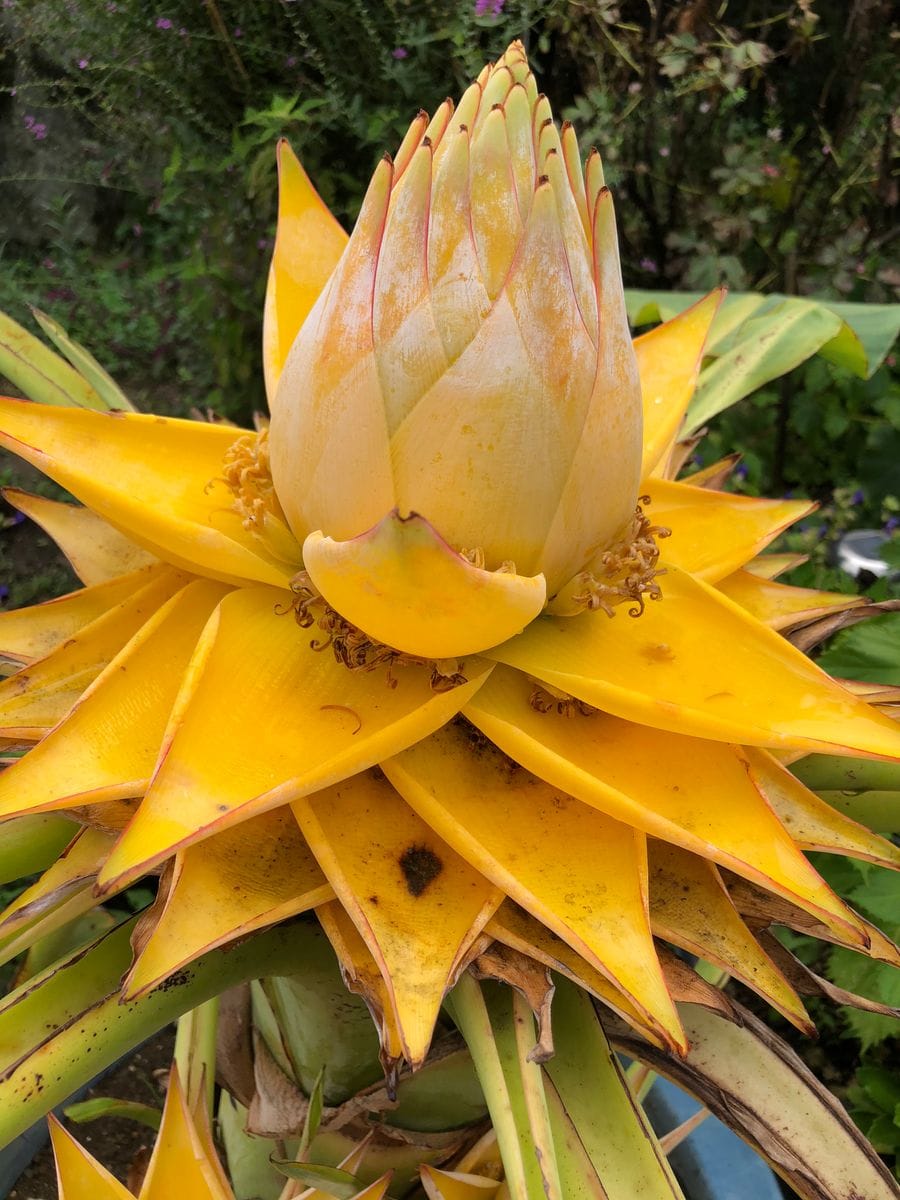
285 572 468 693
221 426 282 531
529 681 598 717
564 498 670 618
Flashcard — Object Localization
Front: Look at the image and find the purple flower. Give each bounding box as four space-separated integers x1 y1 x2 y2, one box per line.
884 516 899 533
821 144 831 156
639 257 658 274
0 587 9 602
734 463 748 480
475 0 505 14
233 27 242 37
658 146 670 158
77 57 89 69
286 55 297 67
850 488 865 505
155 16 172 30
391 47 408 59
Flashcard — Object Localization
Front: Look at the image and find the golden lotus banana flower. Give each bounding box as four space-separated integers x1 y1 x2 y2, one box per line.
0 42 898 1076
268 43 643 654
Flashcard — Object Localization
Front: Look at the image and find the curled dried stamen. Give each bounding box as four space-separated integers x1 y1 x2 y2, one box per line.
284 571 469 693
529 681 597 717
550 499 670 618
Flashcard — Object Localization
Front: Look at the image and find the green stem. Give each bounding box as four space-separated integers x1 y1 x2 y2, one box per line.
446 975 561 1200
174 996 220 1117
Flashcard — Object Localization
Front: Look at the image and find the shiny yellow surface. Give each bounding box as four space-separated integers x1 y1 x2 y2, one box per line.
0 580 226 818
385 723 685 1050
746 749 900 867
125 808 333 997
718 569 866 630
262 139 348 404
138 1070 234 1200
293 770 502 1064
635 289 723 477
97 587 492 890
0 398 293 587
490 566 900 758
5 488 155 585
0 565 162 664
421 1165 502 1199
0 568 184 741
646 478 814 582
486 902 662 1045
648 841 809 1028
465 666 865 941
303 511 546 658
50 1115 133 1200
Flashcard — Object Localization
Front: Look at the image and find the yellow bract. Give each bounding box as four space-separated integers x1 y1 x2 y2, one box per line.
50 1070 233 1200
0 40 898 1079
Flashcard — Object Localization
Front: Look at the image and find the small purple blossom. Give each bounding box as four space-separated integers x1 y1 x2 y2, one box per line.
884 516 899 533
391 47 408 59
658 145 670 158
77 57 89 69
639 257 658 274
0 587 9 602
821 144 831 156
286 55 297 67
155 16 172 30
734 463 748 480
850 488 865 506
233 27 242 37
474 0 505 14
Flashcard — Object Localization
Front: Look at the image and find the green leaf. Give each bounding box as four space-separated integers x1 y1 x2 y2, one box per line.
269 1160 361 1197
819 302 900 378
854 1067 900 1114
0 309 108 410
816 612 900 686
544 977 683 1200
0 916 332 1150
30 308 135 412
296 1065 325 1160
686 298 843 432
63 1096 163 1131
0 813 78 886
827 947 900 1050
607 1001 900 1200
624 290 900 380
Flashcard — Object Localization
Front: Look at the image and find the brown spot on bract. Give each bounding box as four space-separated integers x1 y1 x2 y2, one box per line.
641 642 675 663
399 845 443 898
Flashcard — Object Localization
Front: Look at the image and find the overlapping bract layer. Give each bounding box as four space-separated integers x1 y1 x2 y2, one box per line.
268 41 642 607
0 42 898 1080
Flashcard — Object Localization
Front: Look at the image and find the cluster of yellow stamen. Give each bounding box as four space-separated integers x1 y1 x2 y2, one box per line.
561 499 670 618
285 572 468 693
221 426 282 532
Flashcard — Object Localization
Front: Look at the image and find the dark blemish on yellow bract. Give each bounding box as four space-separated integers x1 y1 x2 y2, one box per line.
399 845 443 897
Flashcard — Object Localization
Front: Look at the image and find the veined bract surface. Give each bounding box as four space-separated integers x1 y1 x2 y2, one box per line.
0 42 898 1074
